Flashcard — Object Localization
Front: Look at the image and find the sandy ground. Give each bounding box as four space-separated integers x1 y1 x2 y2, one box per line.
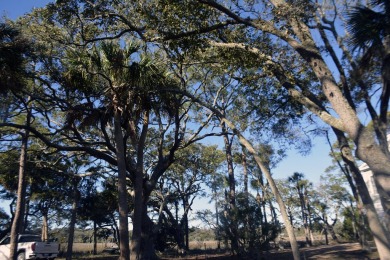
57 242 378 259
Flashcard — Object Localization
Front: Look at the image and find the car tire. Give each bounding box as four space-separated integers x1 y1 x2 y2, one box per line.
17 252 25 260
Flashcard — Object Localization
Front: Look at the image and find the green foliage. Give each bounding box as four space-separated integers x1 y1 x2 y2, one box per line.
0 21 32 94
189 228 215 241
347 0 390 50
338 207 362 241
1 0 388 257
0 207 11 238
218 192 280 252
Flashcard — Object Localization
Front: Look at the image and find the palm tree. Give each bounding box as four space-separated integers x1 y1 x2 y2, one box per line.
288 172 313 247
65 40 180 260
347 0 390 155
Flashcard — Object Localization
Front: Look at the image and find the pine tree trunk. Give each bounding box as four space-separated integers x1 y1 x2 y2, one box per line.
9 104 30 260
42 212 48 242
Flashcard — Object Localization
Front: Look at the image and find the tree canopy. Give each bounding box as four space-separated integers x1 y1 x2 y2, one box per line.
1 1 390 259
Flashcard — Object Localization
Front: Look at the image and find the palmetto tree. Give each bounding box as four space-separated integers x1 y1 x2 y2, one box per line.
347 0 390 155
288 172 313 247
65 40 180 260
348 0 390 50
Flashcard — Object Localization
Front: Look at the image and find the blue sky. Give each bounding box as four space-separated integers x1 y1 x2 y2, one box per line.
0 0 52 20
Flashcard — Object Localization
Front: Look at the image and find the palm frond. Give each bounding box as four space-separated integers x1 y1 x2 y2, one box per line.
347 6 386 50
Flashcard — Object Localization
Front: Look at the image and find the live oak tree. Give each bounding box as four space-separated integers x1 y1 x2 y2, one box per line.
138 1 390 258
154 143 219 252
314 172 353 244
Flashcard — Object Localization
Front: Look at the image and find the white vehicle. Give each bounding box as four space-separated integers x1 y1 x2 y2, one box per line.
0 234 59 260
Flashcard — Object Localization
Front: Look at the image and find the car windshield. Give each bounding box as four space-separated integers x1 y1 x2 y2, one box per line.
19 236 42 243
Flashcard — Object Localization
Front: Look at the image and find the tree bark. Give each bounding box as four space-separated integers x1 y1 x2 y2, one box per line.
334 130 390 258
9 103 30 260
292 7 390 229
242 149 250 247
114 109 130 260
66 177 80 260
298 189 311 247
212 175 221 250
221 121 239 255
93 221 97 255
221 119 301 260
42 212 48 242
284 8 390 256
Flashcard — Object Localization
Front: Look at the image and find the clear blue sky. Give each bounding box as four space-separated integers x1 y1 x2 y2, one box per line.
1 0 52 20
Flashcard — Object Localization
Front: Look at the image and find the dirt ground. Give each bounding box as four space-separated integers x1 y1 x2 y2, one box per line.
57 242 379 260
259 242 378 260
159 242 379 260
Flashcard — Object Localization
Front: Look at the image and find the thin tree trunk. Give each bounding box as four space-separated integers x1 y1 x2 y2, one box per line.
269 201 278 226
66 177 80 260
9 102 30 260
307 202 315 244
184 199 189 251
226 124 301 260
305 191 313 246
326 131 363 241
23 196 30 233
242 149 249 247
263 192 268 225
114 109 130 260
42 212 48 242
193 90 301 259
324 226 328 245
93 221 97 255
213 183 221 250
221 121 239 255
299 191 310 247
